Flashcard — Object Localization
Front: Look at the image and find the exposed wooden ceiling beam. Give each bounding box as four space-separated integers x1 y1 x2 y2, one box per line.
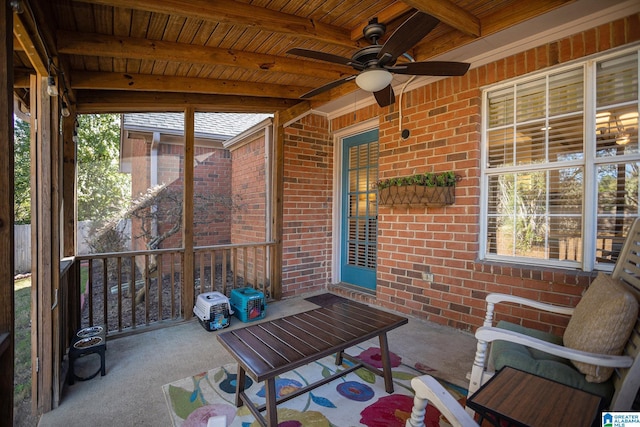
72 0 360 50
70 71 320 100
13 11 47 75
402 0 481 37
412 0 573 60
57 31 356 82
480 0 575 36
75 90 299 114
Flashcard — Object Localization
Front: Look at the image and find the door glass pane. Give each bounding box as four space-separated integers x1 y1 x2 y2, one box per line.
346 139 377 269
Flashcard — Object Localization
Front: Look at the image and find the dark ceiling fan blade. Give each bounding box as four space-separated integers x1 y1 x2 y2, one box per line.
377 12 440 62
374 85 395 107
299 75 356 99
389 61 470 76
287 48 353 66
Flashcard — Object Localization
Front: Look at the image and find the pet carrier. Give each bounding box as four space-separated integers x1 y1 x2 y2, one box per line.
229 287 266 322
193 292 232 331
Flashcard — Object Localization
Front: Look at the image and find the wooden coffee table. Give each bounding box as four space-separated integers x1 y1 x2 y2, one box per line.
217 299 408 427
466 366 602 427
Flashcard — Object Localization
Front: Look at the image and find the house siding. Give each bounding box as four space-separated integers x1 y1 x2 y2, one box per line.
283 13 640 334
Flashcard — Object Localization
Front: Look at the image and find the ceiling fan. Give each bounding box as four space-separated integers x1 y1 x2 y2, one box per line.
287 11 470 107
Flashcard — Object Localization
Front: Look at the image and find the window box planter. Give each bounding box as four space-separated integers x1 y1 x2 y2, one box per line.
377 171 457 207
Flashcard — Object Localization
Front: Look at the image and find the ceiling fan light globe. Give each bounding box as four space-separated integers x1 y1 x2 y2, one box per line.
356 69 393 92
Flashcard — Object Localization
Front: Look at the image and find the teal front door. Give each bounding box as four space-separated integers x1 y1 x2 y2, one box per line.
341 129 378 290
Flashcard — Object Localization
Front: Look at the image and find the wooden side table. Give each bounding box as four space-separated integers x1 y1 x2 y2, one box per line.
466 366 602 427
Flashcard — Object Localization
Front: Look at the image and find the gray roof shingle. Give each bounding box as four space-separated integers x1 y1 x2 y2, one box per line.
123 112 272 139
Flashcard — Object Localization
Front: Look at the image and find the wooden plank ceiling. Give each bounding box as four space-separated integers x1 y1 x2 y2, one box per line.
14 0 573 113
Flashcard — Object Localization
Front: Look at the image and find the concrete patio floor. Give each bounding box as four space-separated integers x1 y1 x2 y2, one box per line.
38 293 477 427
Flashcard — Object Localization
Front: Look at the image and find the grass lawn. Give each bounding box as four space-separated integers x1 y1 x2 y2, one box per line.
14 277 31 402
14 276 38 426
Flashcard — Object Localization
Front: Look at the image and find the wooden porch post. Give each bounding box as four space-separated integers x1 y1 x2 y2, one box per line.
182 107 195 316
63 111 76 258
62 111 80 337
0 2 14 424
271 102 311 300
271 113 284 300
30 69 61 414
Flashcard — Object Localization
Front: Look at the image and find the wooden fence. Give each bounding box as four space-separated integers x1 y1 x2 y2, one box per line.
14 224 30 274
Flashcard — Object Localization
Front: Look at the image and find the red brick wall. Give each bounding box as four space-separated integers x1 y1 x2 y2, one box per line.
281 114 333 297
192 146 232 247
155 143 184 249
231 135 266 244
231 134 268 287
287 13 640 334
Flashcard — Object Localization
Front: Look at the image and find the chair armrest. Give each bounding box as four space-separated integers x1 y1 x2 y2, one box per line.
407 375 478 427
476 326 634 368
486 293 575 316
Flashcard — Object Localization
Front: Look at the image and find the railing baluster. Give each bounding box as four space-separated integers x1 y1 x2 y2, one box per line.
130 255 136 328
263 245 268 296
243 246 248 288
88 260 94 327
210 250 215 293
199 252 205 294
156 254 164 321
222 250 227 295
102 258 108 330
253 246 258 290
232 247 238 289
171 253 176 319
117 257 122 332
145 254 150 326
181 251 186 316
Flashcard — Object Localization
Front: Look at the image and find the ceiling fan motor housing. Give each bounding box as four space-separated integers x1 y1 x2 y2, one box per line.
363 18 386 44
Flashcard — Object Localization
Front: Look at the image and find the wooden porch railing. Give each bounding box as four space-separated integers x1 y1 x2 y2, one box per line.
75 241 276 336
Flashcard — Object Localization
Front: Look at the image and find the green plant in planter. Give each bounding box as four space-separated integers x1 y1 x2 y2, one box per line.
376 171 458 206
376 171 457 190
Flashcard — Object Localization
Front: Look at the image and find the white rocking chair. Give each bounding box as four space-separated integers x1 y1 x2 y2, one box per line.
406 375 478 427
468 217 640 411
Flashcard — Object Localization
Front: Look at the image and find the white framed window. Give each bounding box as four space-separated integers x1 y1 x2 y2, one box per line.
481 47 639 270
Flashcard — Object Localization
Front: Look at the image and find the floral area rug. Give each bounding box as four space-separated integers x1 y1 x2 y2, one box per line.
162 345 467 427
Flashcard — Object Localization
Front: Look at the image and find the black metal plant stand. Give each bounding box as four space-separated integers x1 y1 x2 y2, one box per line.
67 325 106 385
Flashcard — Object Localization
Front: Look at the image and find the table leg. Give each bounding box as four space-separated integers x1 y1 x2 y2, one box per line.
335 350 343 366
264 378 278 426
235 365 246 407
379 333 394 393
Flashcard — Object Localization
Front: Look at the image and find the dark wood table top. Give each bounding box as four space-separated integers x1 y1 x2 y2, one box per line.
217 299 408 382
467 366 602 427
